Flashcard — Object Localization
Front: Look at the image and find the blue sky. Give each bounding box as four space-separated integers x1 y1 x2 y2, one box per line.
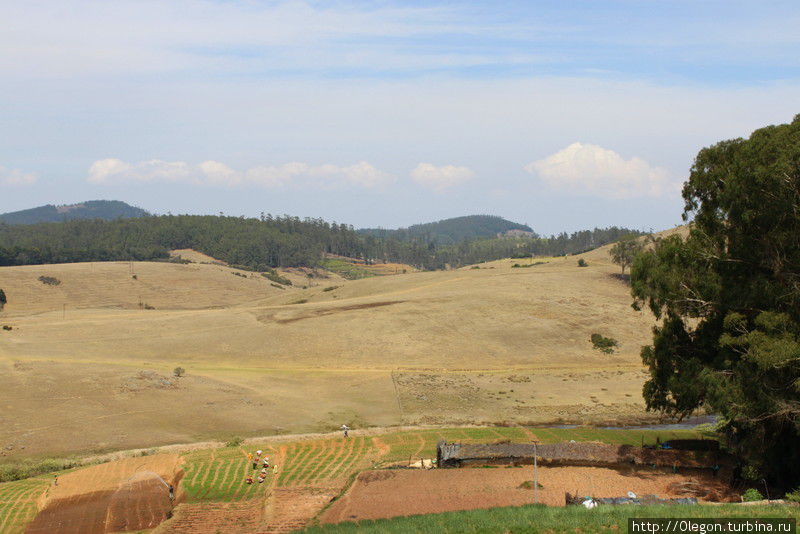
1 0 799 234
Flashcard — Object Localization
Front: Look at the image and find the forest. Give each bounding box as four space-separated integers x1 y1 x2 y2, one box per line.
0 214 642 271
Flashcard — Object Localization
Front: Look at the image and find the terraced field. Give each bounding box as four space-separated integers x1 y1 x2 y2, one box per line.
275 436 376 487
0 426 714 533
0 477 50 534
181 447 266 502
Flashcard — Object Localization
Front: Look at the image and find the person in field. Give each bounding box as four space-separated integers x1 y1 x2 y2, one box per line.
341 424 350 439
246 475 253 485
262 456 270 469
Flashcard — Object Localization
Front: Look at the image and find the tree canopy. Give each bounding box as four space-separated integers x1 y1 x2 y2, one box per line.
609 234 644 274
631 114 800 490
0 213 641 272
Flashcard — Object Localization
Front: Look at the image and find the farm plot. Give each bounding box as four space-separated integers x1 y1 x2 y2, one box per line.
181 447 265 502
376 427 529 463
25 453 181 534
275 436 375 487
527 427 707 446
0 477 49 534
320 465 736 524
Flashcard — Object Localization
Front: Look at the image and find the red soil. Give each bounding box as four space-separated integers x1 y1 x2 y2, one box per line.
25 454 182 534
321 466 736 524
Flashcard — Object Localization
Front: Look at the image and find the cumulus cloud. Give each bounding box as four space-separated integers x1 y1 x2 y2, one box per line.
411 163 474 192
0 166 37 186
88 159 393 189
524 142 679 199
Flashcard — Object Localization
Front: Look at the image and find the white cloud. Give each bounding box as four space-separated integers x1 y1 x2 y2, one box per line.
524 142 680 199
87 159 392 189
0 166 37 186
411 163 474 192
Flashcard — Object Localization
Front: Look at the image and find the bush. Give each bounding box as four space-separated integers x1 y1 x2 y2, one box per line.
271 283 285 290
226 436 244 447
2 325 12 331
261 269 292 286
785 488 800 503
173 366 186 378
742 488 764 502
0 288 6 307
590 333 618 353
322 286 340 292
0 458 83 483
38 276 61 286
577 259 588 267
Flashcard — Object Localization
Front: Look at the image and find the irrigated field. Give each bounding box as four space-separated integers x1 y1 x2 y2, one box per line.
0 477 50 534
0 425 717 533
0 230 684 459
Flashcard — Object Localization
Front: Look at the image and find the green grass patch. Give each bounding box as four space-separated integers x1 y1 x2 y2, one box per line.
302 504 800 534
319 259 376 280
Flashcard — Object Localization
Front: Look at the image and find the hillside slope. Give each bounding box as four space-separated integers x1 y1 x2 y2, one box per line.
0 228 689 459
0 200 148 225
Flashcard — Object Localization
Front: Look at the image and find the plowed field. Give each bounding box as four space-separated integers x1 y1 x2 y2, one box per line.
321 466 736 523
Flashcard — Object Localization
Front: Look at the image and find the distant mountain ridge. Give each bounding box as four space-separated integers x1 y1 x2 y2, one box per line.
359 215 534 245
0 200 149 225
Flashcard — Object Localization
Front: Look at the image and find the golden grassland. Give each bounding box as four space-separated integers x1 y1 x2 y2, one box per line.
0 229 687 460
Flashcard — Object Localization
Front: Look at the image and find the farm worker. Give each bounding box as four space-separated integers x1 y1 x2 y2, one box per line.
260 468 268 477
272 464 278 475
246 476 253 485
341 424 350 439
257 476 265 484
262 457 270 468
53 475 58 487
247 453 253 463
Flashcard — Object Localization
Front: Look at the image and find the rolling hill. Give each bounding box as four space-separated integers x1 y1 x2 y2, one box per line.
0 229 691 460
0 200 148 225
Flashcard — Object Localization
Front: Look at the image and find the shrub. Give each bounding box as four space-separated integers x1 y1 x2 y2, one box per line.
38 276 61 286
290 299 308 304
322 286 340 292
470 266 481 269
742 488 764 502
590 333 618 353
271 283 285 290
173 366 186 378
143 303 155 310
226 436 244 447
785 488 800 503
131 274 138 280
0 458 83 483
261 269 292 286
0 288 6 307
577 258 588 267
2 325 12 331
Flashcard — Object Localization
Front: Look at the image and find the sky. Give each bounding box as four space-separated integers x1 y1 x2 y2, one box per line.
1 0 799 234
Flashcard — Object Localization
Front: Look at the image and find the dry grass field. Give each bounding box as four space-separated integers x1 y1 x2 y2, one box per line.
0 229 686 460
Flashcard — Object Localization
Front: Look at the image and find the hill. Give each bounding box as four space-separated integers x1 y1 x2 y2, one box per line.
0 200 148 225
0 230 688 460
359 215 534 245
